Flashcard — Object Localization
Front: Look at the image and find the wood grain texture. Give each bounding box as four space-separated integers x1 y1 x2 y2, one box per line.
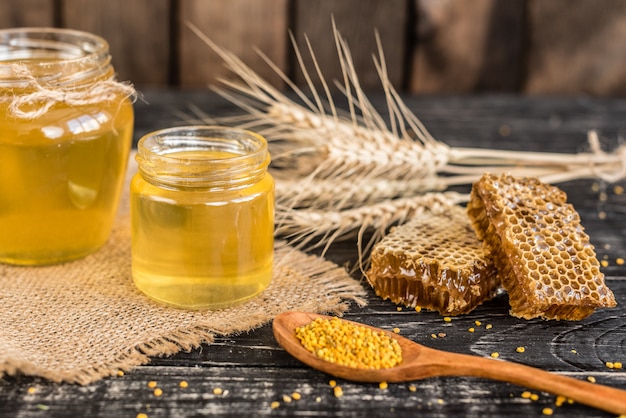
292 0 409 91
2 1 626 96
523 0 626 96
0 91 625 418
61 0 171 87
410 0 525 94
179 0 289 88
0 0 55 28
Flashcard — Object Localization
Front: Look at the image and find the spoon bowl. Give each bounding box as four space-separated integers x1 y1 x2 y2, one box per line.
273 311 626 415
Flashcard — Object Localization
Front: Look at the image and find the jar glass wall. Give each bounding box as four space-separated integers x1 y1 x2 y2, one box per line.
0 28 134 265
131 126 275 310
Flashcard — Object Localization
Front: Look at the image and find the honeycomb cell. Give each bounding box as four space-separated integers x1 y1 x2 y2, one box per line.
366 205 499 316
467 173 616 320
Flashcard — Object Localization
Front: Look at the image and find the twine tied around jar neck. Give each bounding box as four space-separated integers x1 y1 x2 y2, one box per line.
3 64 137 120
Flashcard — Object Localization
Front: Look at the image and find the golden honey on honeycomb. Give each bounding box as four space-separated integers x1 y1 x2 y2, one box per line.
366 205 499 316
467 173 616 320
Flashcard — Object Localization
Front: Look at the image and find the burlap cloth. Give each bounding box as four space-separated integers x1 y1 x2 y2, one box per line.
0 158 366 385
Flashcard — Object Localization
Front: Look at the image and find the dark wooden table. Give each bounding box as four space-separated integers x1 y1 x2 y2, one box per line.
1 91 625 417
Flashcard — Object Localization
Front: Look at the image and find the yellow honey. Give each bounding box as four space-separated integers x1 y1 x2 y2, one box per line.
131 126 274 309
0 28 134 265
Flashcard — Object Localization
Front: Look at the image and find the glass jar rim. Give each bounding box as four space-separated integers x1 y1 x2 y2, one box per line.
136 125 271 189
0 27 111 86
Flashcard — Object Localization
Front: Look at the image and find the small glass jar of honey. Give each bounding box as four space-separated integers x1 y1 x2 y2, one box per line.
131 126 275 309
0 28 134 265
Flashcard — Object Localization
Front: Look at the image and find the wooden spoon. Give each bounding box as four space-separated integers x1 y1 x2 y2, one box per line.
273 311 626 415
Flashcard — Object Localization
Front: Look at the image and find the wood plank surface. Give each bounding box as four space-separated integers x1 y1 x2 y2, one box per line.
178 0 289 88
523 0 626 96
2 0 626 96
0 91 625 417
409 0 525 94
0 0 55 28
292 0 409 91
61 0 171 87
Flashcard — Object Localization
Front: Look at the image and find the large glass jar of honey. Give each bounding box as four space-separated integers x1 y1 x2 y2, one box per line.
131 126 275 309
0 28 134 265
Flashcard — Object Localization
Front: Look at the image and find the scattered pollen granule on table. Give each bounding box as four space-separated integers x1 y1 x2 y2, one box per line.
616 257 625 266
295 317 403 369
179 381 188 388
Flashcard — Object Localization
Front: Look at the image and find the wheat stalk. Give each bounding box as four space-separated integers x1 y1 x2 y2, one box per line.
186 22 626 254
276 191 468 271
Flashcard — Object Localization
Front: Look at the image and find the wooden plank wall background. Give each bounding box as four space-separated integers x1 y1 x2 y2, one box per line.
1 0 625 96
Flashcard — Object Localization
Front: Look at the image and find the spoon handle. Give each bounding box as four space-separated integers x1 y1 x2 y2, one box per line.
429 349 626 415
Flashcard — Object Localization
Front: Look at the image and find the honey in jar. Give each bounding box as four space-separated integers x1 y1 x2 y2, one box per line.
131 126 275 309
0 28 134 265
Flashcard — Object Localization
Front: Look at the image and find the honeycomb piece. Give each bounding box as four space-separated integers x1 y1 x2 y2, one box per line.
467 173 616 320
366 205 499 316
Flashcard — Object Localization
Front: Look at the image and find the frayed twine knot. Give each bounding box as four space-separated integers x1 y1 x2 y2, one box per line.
3 64 137 120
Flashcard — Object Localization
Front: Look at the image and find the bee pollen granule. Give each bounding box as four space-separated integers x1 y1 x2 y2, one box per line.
295 317 403 369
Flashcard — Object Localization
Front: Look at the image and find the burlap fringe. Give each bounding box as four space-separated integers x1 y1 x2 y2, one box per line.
0 241 366 385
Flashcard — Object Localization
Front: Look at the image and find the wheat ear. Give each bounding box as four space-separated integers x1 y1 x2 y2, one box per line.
186 21 626 254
